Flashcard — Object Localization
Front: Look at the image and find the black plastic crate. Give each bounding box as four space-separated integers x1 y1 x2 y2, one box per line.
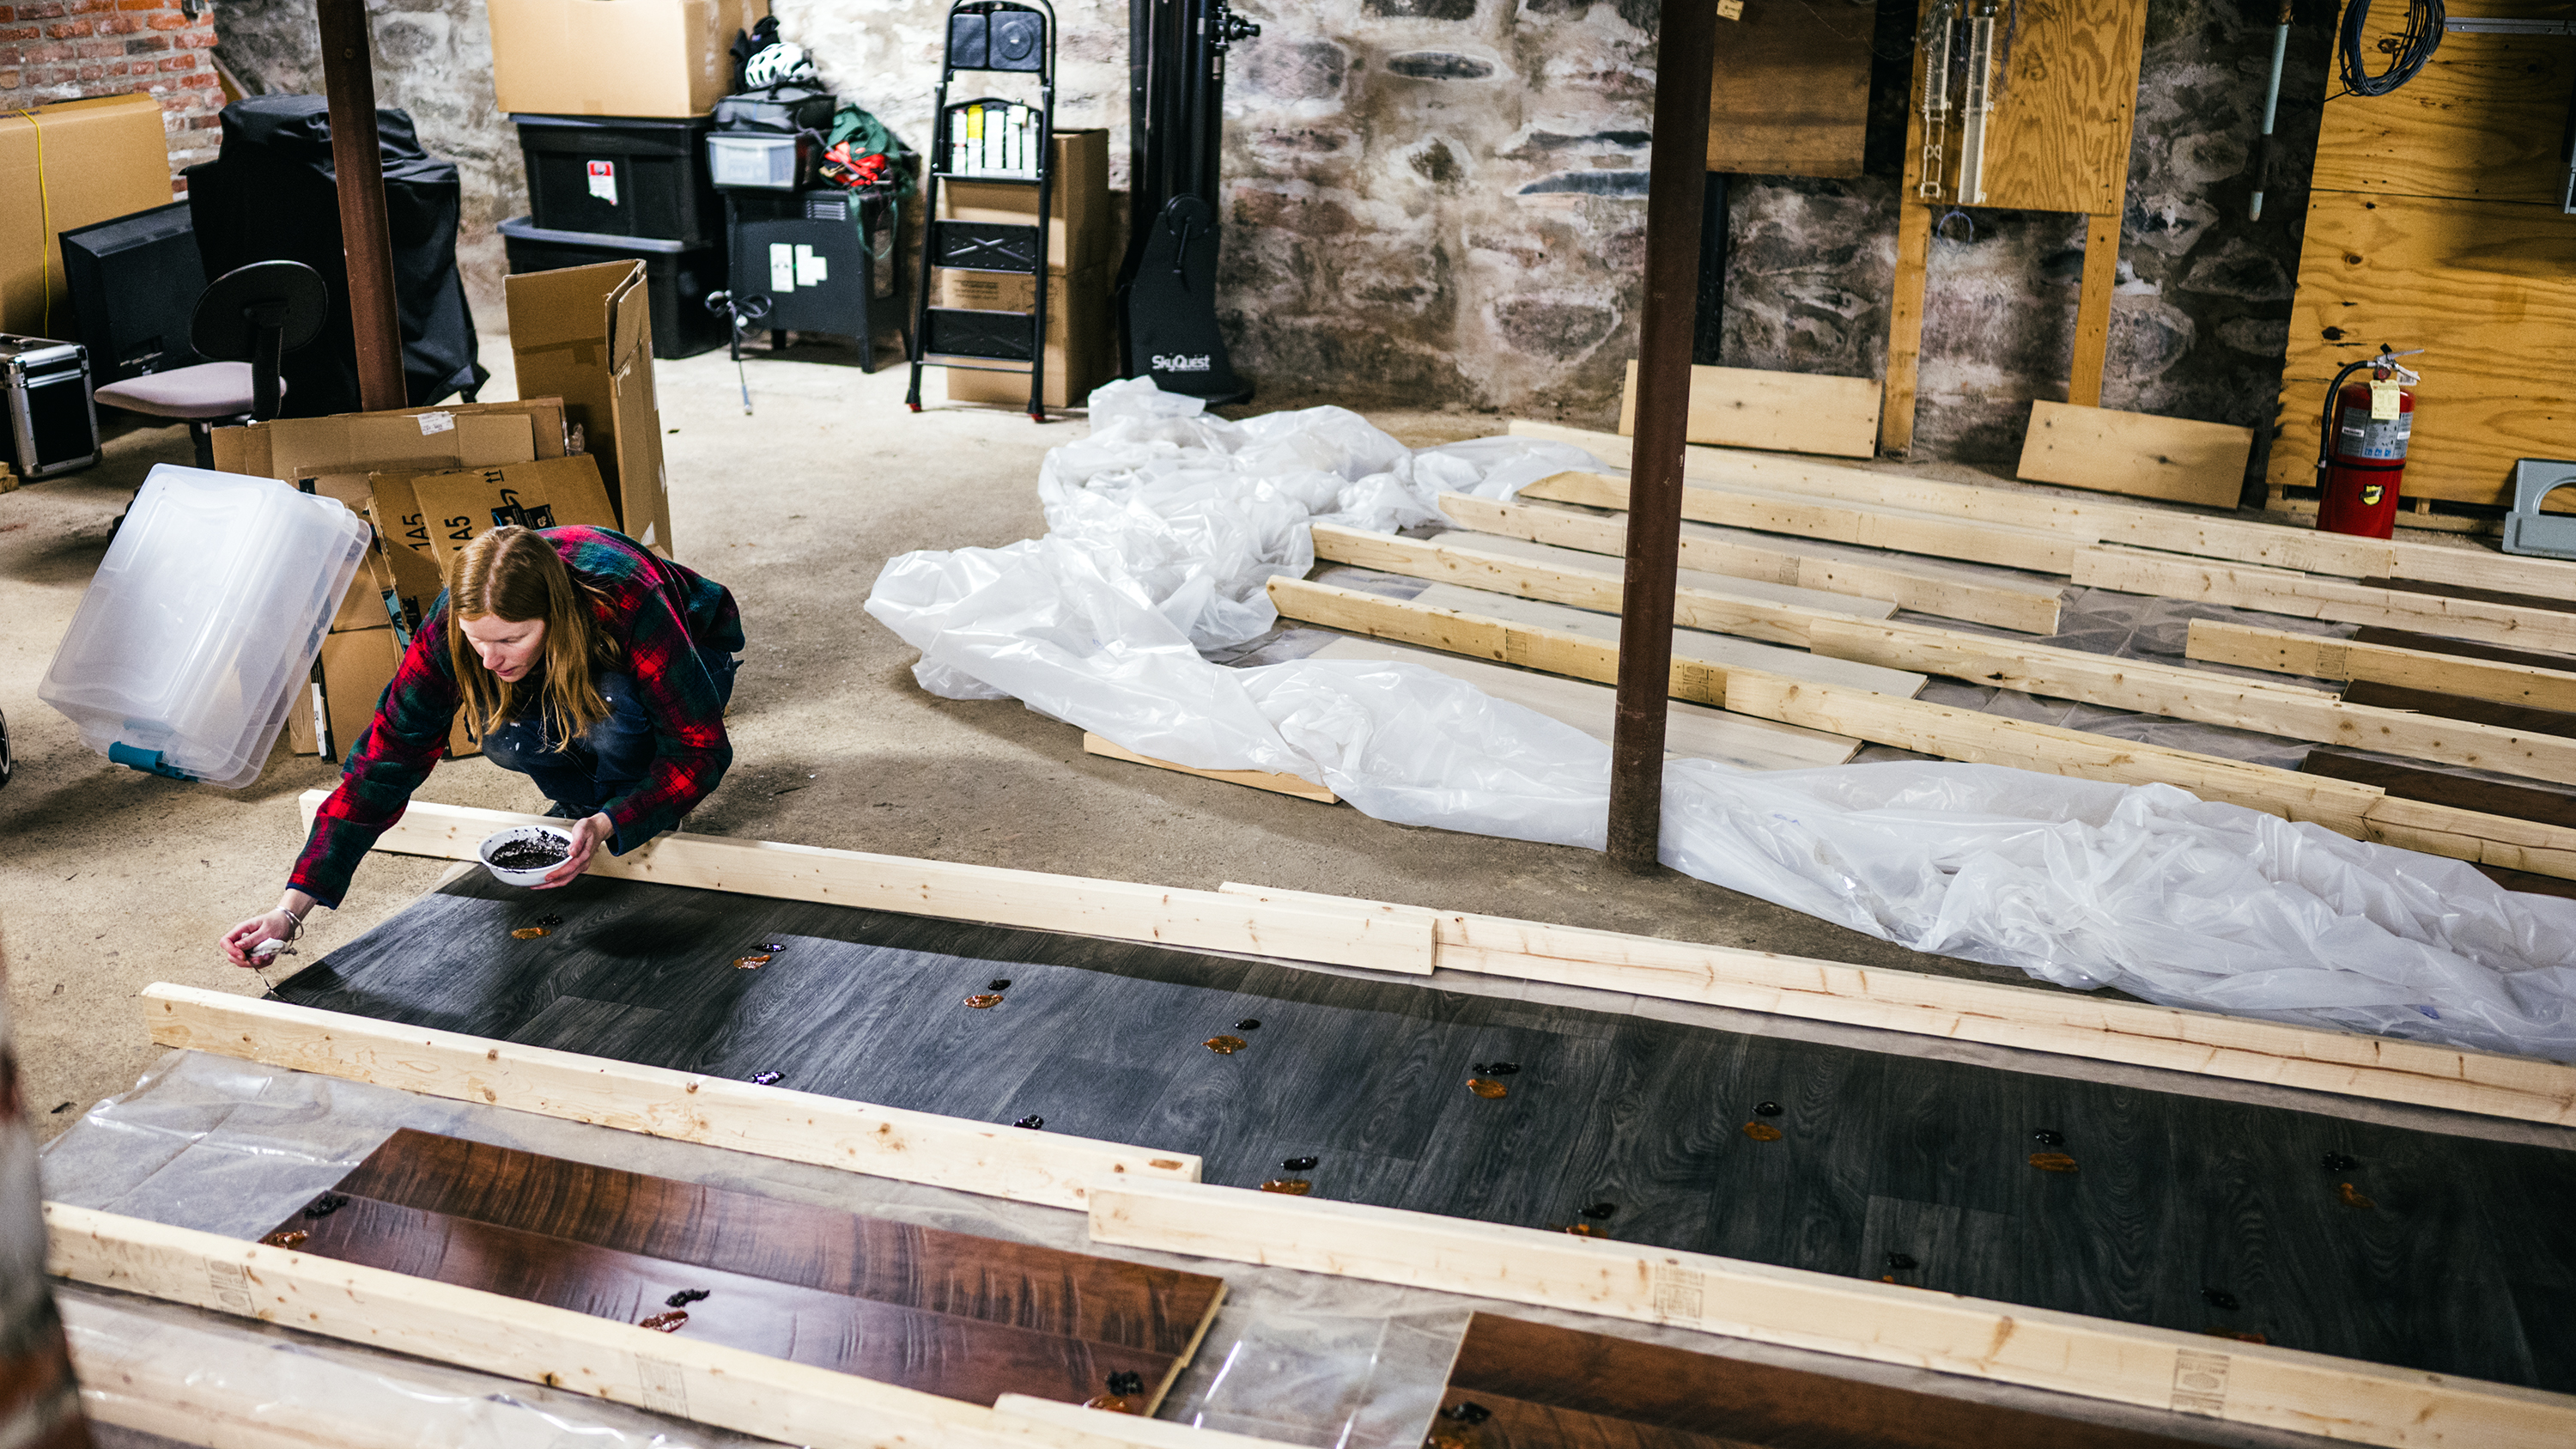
498 217 726 359
931 218 1039 272
920 307 1033 362
513 114 721 247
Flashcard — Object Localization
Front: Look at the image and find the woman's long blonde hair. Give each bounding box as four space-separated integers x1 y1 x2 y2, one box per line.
447 527 613 746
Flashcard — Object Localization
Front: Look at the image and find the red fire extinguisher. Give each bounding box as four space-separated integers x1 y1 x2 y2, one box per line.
2314 346 2423 539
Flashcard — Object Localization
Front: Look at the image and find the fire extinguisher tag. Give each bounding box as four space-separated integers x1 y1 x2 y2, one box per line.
2369 377 2402 420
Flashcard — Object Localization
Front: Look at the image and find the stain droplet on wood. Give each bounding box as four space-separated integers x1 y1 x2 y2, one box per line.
987 978 1012 991
1014 1115 1044 1129
2322 1151 2357 1172
1236 1018 1261 1031
2202 1288 2239 1311
1467 1077 1509 1099
1440 1402 1492 1424
1580 1202 1616 1219
1558 1221 1603 1237
1261 1178 1313 1195
732 954 772 971
2032 1128 2064 1147
1885 1251 1918 1271
2204 1328 2268 1344
1083 1394 1143 1414
1106 1370 1144 1395
2029 1152 2079 1172
665 1288 709 1308
762 941 787 953
747 1070 782 1086
301 1194 349 1220
261 1229 307 1249
536 914 562 927
1753 1100 1782 1117
1280 1154 1318 1172
1205 1034 1248 1054
510 926 550 940
2336 1181 2375 1209
965 993 1005 1008
638 1310 688 1333
1484 1061 1520 1076
1742 1120 1783 1142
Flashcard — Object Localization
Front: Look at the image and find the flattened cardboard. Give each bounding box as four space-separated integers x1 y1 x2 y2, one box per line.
939 130 1109 271
507 261 673 554
365 470 448 626
487 0 767 119
409 455 620 564
325 545 399 635
212 400 567 481
286 625 481 760
0 94 175 338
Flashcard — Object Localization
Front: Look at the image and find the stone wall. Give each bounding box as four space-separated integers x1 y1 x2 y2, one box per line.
204 0 2326 471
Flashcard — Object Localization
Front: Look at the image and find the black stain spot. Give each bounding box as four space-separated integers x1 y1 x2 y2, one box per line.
665 1288 710 1307
1753 1101 1783 1117
1580 1202 1617 1219
987 978 1012 991
1015 1114 1045 1129
748 1070 783 1086
1440 1402 1492 1424
2202 1287 2241 1311
1886 1251 1919 1271
1236 1018 1261 1031
1107 1369 1145 1395
1281 1154 1319 1171
2322 1151 2357 1172
1387 51 1495 80
2032 1128 2065 1147
301 1193 349 1220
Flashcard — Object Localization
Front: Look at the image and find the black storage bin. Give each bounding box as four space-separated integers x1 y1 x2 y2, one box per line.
498 218 726 359
710 86 835 133
514 114 722 247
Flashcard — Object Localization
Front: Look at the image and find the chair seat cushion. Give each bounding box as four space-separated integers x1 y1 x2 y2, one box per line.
94 362 270 420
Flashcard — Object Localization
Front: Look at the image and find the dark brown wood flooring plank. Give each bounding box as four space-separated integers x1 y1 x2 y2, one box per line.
1439 1389 1765 1449
2363 575 2576 618
2339 680 2576 739
335 1129 1225 1357
2350 626 2576 673
1444 1313 2203 1449
2300 746 2576 829
264 1192 1172 1408
281 872 2576 1391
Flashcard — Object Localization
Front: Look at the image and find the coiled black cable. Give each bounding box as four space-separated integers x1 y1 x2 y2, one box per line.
2337 0 2445 98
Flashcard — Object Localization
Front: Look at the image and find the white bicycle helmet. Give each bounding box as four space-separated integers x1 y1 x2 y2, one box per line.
741 40 817 89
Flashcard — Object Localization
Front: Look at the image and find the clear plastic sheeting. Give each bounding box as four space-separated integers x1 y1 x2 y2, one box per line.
866 380 2576 1062
39 1050 1467 1449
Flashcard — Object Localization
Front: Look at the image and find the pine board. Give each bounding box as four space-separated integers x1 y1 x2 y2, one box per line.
1403 581 1926 697
1617 362 1881 458
2017 400 2253 508
278 871 2576 1393
1427 527 1898 620
1304 636 1860 771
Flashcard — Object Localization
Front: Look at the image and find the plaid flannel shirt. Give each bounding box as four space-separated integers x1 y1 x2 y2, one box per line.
290 527 743 909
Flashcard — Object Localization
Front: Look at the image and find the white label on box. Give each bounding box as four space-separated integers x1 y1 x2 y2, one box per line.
416 411 455 435
795 245 828 286
770 243 797 292
587 160 617 204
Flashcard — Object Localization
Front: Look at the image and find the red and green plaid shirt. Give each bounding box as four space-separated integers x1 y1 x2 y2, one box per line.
291 527 742 908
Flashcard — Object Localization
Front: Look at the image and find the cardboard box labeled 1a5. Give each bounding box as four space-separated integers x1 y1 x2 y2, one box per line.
487 0 768 118
0 94 173 340
941 263 1114 410
939 130 1110 272
368 454 620 624
507 260 674 556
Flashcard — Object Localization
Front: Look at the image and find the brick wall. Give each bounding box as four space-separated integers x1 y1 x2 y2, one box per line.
0 0 223 190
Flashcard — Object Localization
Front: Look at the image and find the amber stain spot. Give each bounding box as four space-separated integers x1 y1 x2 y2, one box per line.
260 1229 307 1249
1082 1394 1144 1414
1150 1159 1184 1170
1261 1178 1313 1195
1467 1077 1509 1099
510 926 550 940
965 993 1005 1009
638 1310 688 1332
2336 1181 2376 1209
2029 1152 2078 1172
1205 1035 1249 1054
1742 1121 1783 1142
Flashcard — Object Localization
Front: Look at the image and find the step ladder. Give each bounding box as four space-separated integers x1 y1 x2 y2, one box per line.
907 0 1057 420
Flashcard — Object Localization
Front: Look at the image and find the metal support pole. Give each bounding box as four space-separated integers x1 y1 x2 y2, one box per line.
317 0 406 411
1606 0 1719 871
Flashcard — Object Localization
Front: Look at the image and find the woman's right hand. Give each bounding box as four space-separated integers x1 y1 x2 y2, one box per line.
222 891 319 967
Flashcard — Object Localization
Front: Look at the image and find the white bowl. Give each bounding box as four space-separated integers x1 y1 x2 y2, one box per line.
478 825 575 886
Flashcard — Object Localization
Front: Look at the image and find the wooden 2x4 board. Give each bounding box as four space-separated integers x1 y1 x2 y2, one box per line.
1618 361 1882 460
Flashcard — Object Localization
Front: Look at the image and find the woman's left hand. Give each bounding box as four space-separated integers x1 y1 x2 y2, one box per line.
539 813 616 888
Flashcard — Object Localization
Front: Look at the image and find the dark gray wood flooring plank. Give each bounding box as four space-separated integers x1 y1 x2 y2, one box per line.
283 872 2576 1392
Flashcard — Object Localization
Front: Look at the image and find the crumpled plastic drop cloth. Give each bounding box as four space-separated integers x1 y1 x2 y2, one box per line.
866 379 2576 1062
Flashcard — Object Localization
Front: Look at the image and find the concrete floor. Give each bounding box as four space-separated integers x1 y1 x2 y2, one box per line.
0 335 2008 1141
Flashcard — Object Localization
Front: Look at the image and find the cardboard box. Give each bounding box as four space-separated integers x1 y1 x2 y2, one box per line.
211 399 568 483
0 95 175 340
941 263 1114 410
507 261 673 554
365 455 617 626
487 0 767 118
285 624 483 760
323 545 400 635
939 130 1109 271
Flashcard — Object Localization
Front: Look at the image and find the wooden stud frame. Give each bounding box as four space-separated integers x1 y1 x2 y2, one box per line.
295 792 1436 976
45 1204 1285 1449
141 983 1201 1209
1085 1180 2576 1449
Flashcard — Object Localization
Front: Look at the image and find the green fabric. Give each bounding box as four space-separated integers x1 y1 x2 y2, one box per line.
828 104 917 196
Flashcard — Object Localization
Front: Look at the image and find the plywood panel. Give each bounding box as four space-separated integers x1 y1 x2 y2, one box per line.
1619 362 1882 457
2309 9 2576 204
2018 399 2254 508
1906 0 2150 213
1706 0 1874 178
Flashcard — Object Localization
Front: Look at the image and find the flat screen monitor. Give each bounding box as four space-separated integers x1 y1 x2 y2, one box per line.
60 202 208 385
